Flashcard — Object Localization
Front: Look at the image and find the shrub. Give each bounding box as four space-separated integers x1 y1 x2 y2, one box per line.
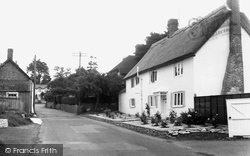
169 110 177 124
161 120 168 128
104 109 111 117
151 116 155 125
44 92 54 102
145 103 150 116
61 97 77 105
135 112 140 118
154 111 162 126
181 108 206 125
51 87 65 95
206 114 219 128
174 117 182 126
140 111 148 124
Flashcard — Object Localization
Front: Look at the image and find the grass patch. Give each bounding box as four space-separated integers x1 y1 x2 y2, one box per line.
0 113 32 127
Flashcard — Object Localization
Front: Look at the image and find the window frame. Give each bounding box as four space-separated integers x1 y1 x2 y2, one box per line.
131 78 135 88
150 71 157 83
174 62 183 77
172 91 185 108
6 92 19 98
129 98 136 108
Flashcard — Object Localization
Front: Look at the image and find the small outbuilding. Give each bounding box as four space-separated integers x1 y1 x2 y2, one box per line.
0 49 34 114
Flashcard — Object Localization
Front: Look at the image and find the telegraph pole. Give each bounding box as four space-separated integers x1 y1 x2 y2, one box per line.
72 51 87 69
33 55 36 114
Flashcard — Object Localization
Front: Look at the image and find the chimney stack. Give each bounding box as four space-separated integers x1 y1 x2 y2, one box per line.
221 0 244 94
167 19 178 37
7 49 13 61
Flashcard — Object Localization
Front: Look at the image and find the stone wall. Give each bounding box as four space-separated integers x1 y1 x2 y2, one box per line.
83 115 172 139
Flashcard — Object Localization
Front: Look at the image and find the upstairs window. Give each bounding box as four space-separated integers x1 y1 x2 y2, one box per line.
131 78 135 88
136 77 140 85
150 71 157 83
174 62 183 76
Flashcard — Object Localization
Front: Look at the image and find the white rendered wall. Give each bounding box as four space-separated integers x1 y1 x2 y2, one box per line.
242 28 250 93
122 57 195 117
194 20 230 96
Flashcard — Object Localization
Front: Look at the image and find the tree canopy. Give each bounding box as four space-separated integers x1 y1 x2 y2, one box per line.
26 59 51 84
134 31 169 59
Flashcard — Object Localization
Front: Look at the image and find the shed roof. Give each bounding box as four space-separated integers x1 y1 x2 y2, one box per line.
125 5 233 80
0 59 31 81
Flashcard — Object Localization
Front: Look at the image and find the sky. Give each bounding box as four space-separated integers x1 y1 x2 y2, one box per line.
0 0 249 78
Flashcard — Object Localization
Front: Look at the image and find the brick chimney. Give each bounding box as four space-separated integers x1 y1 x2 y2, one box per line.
167 19 178 37
221 0 244 94
7 49 13 61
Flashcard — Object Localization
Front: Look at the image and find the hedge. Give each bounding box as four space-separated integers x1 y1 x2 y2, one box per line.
61 97 78 105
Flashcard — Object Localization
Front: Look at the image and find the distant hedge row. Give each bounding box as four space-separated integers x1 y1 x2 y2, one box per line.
61 97 78 105
44 92 78 105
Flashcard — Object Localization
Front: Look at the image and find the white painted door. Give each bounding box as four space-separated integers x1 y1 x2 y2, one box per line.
226 98 250 137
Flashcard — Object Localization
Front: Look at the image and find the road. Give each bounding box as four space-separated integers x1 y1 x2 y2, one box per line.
36 104 250 156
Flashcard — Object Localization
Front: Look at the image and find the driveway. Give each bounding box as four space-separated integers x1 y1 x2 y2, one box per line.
36 104 250 156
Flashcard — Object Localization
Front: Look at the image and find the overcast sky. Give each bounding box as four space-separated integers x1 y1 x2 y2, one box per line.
0 0 249 77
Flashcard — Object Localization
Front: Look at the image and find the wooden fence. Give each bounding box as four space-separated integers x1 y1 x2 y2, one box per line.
0 97 24 112
194 93 250 124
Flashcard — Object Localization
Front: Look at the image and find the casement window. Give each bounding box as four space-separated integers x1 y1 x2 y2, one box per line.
174 62 183 76
129 98 135 108
131 78 135 88
131 77 139 88
150 71 157 83
148 95 153 107
148 95 158 108
6 92 18 98
135 77 140 85
172 91 185 107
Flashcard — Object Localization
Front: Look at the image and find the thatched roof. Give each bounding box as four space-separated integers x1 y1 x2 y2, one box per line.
110 55 138 76
124 5 233 80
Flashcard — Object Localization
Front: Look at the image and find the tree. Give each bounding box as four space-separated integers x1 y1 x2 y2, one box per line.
54 66 71 78
87 56 98 71
77 73 102 111
134 32 168 59
27 59 51 84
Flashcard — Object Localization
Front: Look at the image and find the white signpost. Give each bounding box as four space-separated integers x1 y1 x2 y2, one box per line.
0 119 8 128
226 98 250 137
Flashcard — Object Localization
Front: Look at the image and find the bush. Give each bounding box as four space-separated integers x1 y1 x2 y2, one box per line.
51 87 65 95
169 110 177 124
104 109 111 117
174 117 182 126
154 111 162 126
61 97 78 105
44 92 54 102
145 103 150 116
140 111 148 124
181 108 206 125
161 120 168 128
135 112 140 118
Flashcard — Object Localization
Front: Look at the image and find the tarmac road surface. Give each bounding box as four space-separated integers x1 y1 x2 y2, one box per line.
36 104 250 156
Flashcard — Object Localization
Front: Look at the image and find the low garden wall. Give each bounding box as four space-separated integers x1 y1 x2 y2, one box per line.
83 115 173 139
60 104 77 114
